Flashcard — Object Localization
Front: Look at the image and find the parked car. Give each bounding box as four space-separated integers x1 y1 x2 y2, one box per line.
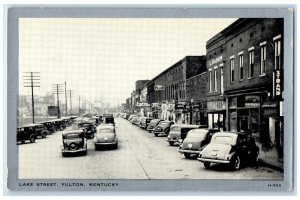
197 132 259 170
137 117 146 127
103 115 115 125
61 130 87 157
140 117 154 129
131 116 138 124
39 121 56 134
147 119 163 132
178 128 220 158
17 125 37 144
49 119 66 131
167 124 207 146
94 124 118 150
78 122 96 139
133 116 142 126
153 121 174 137
128 114 136 121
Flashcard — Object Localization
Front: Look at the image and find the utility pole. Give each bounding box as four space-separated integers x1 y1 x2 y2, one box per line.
23 72 40 124
67 90 74 114
78 96 81 115
65 81 67 116
52 84 63 118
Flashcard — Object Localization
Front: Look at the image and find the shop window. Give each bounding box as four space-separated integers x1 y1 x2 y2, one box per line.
209 69 212 92
220 66 224 94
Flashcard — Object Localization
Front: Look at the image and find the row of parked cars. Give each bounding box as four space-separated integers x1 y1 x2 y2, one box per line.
60 114 118 157
122 113 260 170
17 116 77 144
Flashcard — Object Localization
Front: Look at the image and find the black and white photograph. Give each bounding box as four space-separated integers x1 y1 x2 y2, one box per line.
5 6 295 192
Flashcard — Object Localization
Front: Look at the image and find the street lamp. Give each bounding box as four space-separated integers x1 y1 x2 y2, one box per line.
190 98 194 124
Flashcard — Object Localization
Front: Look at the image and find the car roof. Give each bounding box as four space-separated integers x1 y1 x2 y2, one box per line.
61 130 84 136
18 123 44 128
170 124 200 128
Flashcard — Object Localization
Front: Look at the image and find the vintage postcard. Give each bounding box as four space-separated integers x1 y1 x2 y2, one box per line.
5 6 295 192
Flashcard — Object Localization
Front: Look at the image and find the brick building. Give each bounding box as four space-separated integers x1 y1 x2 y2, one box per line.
207 18 284 166
151 56 206 123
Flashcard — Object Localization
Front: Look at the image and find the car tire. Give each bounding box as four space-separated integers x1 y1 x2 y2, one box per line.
204 162 211 169
29 136 35 143
62 152 67 157
114 143 118 149
21 141 25 144
42 132 47 138
184 153 191 159
95 144 98 151
231 155 241 170
169 141 174 146
154 133 158 137
82 150 87 156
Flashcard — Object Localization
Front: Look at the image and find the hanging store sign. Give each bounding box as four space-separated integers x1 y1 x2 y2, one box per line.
274 70 282 96
245 95 260 108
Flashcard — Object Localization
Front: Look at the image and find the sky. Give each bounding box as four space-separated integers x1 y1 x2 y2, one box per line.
19 18 236 106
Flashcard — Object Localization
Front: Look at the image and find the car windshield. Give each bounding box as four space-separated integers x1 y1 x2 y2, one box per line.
187 130 207 139
97 128 114 133
65 134 80 139
212 136 236 145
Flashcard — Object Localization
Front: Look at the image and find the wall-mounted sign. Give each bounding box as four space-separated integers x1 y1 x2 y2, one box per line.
154 85 165 91
208 55 223 66
274 70 281 96
207 100 225 111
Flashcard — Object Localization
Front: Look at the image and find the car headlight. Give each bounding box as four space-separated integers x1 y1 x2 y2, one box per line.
167 135 170 138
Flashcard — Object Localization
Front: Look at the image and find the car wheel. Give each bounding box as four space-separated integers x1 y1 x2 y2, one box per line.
184 153 191 159
95 144 98 151
82 150 87 156
62 152 67 157
204 162 211 169
169 141 174 146
21 141 25 144
42 133 47 138
114 143 118 149
29 136 35 143
231 155 241 170
154 133 158 137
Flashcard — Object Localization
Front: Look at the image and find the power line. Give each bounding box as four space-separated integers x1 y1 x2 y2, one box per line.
23 72 40 124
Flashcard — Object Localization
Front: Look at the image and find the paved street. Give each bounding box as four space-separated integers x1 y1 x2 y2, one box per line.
19 118 283 180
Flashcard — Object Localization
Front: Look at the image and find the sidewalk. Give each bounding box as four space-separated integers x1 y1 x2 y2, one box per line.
258 158 284 172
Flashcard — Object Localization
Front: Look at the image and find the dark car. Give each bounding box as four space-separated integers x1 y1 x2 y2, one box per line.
146 119 163 132
17 124 49 144
153 121 174 137
140 117 153 129
61 130 87 157
178 128 220 158
39 121 56 134
49 119 66 131
197 132 259 170
167 124 208 146
78 122 96 139
103 114 115 125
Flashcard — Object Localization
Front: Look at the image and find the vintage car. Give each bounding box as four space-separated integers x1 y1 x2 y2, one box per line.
133 116 142 126
78 122 96 139
39 121 56 134
61 130 87 156
89 116 100 126
167 124 206 146
137 117 146 127
17 125 37 144
94 124 118 150
178 128 220 158
130 116 138 124
103 115 115 125
128 114 136 121
140 117 154 129
146 119 163 132
197 132 259 170
153 121 174 137
49 119 66 131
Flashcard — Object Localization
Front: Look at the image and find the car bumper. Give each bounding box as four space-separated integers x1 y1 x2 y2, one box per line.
197 157 230 164
153 131 165 135
61 148 87 153
178 149 201 154
95 141 117 146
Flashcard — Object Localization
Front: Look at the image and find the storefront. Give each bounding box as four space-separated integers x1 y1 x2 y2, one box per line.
207 100 226 130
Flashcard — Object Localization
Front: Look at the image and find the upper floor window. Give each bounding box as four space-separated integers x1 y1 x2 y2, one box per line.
209 69 212 92
239 53 244 80
248 48 254 78
220 66 224 95
260 44 267 75
214 68 218 92
230 58 235 83
274 37 281 70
